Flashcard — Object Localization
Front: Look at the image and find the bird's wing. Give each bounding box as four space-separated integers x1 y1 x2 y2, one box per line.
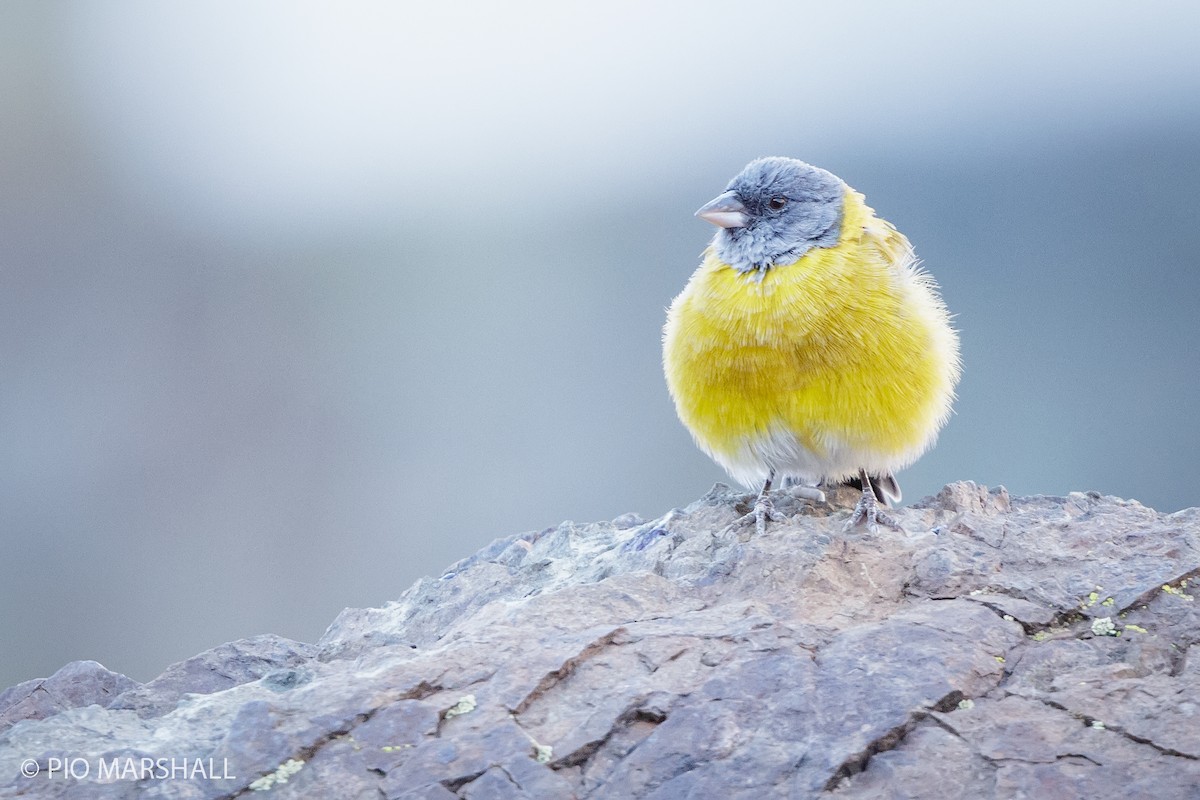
860 216 916 271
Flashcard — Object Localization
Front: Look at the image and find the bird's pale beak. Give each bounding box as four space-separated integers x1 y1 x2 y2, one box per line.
695 191 749 228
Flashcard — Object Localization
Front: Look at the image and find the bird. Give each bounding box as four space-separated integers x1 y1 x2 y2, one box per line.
662 157 960 533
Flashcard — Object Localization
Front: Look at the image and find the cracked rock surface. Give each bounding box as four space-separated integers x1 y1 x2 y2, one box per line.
1 482 1198 799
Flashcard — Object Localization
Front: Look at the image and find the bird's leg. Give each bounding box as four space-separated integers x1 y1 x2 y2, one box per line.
753 472 784 536
844 469 903 532
727 471 787 536
749 471 788 536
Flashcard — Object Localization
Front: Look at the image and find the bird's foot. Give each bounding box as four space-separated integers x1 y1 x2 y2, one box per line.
844 488 903 533
728 493 787 537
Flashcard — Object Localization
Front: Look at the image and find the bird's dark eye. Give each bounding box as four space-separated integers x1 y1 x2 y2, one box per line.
767 196 788 211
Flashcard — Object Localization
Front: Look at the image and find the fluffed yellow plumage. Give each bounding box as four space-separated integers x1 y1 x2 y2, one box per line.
663 157 960 531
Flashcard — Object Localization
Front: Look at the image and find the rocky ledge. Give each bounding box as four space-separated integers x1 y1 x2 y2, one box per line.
1 482 1198 799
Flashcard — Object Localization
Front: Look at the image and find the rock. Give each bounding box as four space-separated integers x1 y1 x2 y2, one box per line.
0 482 1197 799
0 662 138 735
106 634 318 719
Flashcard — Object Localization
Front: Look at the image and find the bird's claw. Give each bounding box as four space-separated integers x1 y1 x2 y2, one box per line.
727 493 787 537
844 490 903 533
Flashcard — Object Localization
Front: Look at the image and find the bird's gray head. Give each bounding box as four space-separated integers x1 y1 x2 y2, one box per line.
696 157 845 274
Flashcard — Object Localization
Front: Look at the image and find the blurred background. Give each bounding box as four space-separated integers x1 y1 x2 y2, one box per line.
3 1 1199 690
